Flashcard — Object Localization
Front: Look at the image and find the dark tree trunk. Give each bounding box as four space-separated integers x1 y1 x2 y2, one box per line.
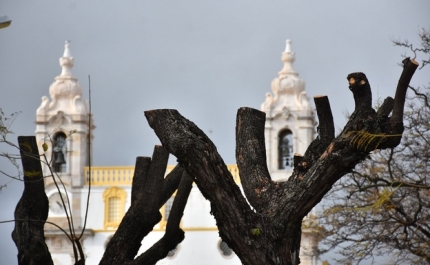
12 136 53 265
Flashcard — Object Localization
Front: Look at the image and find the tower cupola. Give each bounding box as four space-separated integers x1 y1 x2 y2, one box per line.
36 41 94 187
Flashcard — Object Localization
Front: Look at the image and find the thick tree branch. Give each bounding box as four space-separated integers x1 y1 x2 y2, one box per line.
347 72 373 112
131 172 193 265
236 107 273 213
100 146 170 265
131 156 151 205
314 96 335 146
12 136 53 265
377 97 394 118
391 58 419 126
377 58 419 148
145 109 267 264
159 164 185 206
292 96 335 179
143 146 169 213
144 110 251 216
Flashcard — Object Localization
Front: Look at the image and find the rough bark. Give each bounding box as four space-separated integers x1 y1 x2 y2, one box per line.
99 146 189 265
144 58 418 265
236 107 273 213
12 136 53 265
130 171 192 265
146 109 270 264
293 96 335 179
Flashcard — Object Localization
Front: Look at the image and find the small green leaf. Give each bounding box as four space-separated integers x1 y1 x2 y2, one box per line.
251 228 261 236
42 142 48 152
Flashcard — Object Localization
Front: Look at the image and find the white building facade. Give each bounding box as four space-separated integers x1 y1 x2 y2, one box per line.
37 41 321 265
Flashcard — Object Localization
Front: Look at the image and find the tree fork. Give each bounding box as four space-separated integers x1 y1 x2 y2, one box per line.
130 171 193 265
100 146 185 265
145 109 279 264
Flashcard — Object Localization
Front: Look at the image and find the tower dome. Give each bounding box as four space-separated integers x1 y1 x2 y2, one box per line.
272 40 305 97
37 41 87 116
262 40 310 117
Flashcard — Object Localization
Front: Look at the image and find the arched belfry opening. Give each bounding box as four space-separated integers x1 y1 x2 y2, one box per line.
278 129 293 169
52 132 67 172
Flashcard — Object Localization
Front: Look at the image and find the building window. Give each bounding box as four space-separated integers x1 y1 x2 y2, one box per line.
108 197 121 223
218 240 234 258
103 187 127 229
52 132 67 172
278 129 293 169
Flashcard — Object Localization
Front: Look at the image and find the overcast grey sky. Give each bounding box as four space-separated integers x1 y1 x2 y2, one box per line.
1 1 430 264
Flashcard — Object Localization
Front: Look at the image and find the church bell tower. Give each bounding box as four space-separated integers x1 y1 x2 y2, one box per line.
35 41 94 230
261 40 315 181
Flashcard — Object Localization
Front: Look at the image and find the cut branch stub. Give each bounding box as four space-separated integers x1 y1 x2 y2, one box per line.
391 58 419 128
131 156 151 205
291 95 334 179
131 172 193 265
377 97 394 118
314 95 335 146
378 58 418 148
159 164 185 206
100 146 171 265
376 97 394 133
347 72 372 112
143 145 169 213
236 107 273 213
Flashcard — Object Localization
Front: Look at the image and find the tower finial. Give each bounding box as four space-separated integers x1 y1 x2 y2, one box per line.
59 40 74 77
285 39 292 53
279 39 297 76
63 40 72 57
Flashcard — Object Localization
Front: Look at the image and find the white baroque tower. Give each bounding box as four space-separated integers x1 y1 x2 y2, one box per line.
261 40 315 181
35 41 94 263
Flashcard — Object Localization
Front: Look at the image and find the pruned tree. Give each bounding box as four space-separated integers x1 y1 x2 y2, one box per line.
144 58 418 265
11 54 418 264
320 30 430 265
